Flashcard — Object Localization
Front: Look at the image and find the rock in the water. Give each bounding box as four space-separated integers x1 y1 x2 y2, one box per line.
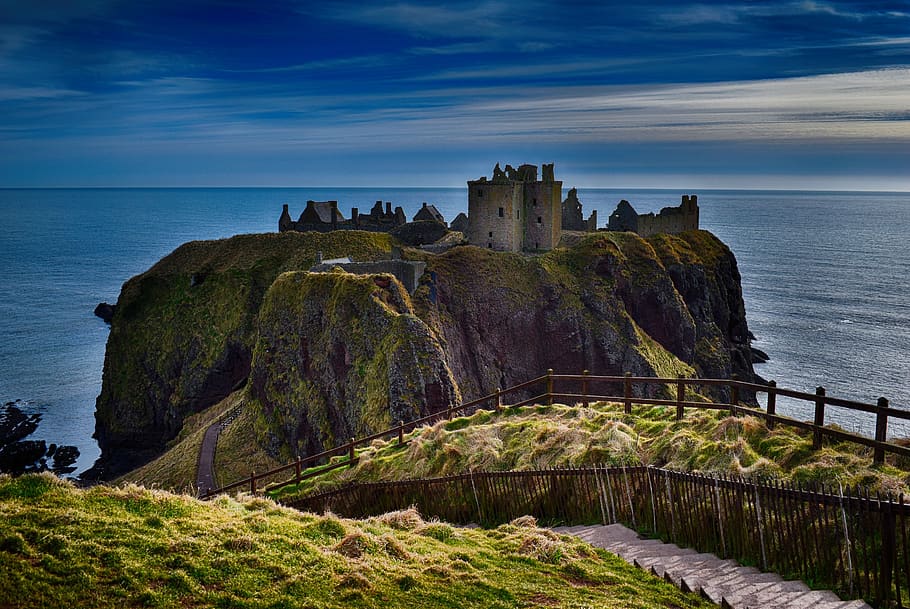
0 405 40 445
94 302 116 324
0 440 47 473
751 347 770 363
51 445 79 473
0 405 81 475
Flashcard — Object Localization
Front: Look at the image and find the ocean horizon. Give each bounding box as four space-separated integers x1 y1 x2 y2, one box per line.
2 186 908 475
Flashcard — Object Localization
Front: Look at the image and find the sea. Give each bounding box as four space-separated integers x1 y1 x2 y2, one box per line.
1 187 909 475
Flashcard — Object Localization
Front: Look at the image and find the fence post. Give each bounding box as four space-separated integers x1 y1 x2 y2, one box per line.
295 457 302 484
398 421 404 445
676 375 685 421
813 387 826 449
874 397 889 464
729 379 739 416
495 388 502 412
624 372 632 414
250 471 256 494
348 437 356 466
547 369 554 406
766 380 777 430
582 370 589 408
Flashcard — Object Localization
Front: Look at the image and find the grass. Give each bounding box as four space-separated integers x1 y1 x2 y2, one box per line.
273 401 910 501
0 473 714 609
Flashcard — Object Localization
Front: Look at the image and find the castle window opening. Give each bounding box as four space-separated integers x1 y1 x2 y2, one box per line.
498 207 504 217
517 209 520 219
535 241 539 249
533 198 537 206
477 189 483 197
488 231 493 238
488 243 492 248
537 216 542 224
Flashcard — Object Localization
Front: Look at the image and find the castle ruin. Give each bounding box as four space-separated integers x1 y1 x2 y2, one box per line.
467 162 563 252
280 200 410 233
561 187 597 232
607 196 699 237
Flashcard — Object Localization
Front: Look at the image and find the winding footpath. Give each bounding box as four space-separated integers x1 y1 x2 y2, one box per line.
555 524 872 609
195 405 243 496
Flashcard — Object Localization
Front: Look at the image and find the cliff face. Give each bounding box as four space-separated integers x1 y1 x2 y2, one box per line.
412 230 753 402
248 271 459 461
91 229 756 479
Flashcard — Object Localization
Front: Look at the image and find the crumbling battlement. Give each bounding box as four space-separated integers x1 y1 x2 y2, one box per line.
280 199 442 234
561 188 597 232
607 195 699 236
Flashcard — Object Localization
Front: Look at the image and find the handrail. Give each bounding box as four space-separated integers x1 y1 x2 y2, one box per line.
202 369 908 499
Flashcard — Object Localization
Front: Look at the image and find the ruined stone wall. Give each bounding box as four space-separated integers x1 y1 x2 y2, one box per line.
467 180 523 252
636 196 699 237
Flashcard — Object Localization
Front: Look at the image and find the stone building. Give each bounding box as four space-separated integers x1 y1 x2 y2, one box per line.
466 162 562 252
449 212 469 233
412 202 446 225
280 200 408 233
607 195 699 236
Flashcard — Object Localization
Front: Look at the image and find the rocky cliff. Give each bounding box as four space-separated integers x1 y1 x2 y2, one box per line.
90 229 756 479
87 231 394 479
411 230 753 401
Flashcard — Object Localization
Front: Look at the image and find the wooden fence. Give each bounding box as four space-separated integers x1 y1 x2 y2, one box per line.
284 465 910 608
203 370 909 498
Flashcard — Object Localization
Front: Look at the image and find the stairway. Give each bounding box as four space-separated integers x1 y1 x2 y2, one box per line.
554 524 871 609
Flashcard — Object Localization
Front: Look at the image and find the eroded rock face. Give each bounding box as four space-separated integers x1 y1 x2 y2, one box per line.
412 231 755 403
248 271 459 461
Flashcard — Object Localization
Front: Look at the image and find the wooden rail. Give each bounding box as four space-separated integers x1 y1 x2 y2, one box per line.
202 369 908 498
284 465 910 608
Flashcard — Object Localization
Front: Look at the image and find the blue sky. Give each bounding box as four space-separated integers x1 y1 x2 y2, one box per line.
1 1 909 189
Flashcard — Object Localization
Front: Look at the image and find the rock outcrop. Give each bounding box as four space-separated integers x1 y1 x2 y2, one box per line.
249 270 459 461
87 231 394 479
90 228 757 479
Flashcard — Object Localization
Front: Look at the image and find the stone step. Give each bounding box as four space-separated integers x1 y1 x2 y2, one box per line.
720 581 824 609
637 552 727 576
554 523 872 609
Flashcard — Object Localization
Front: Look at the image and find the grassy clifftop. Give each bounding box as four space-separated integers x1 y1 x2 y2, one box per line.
273 401 910 502
0 473 712 609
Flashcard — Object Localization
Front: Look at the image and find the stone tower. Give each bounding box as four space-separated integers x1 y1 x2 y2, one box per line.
466 162 562 252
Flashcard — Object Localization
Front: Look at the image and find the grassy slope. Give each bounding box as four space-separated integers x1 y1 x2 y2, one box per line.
274 401 910 501
0 474 712 609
